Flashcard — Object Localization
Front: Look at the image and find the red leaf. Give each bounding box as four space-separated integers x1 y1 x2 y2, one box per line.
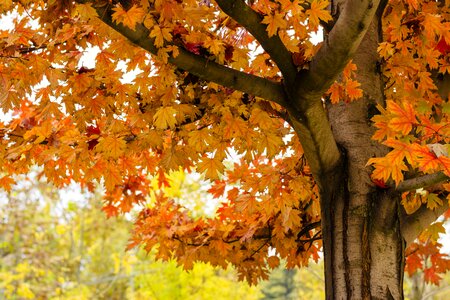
424 268 441 285
435 37 450 55
184 42 202 55
372 178 388 189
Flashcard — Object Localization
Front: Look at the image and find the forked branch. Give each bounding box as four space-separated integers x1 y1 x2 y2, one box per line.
294 0 382 108
215 0 297 83
396 172 450 193
401 197 449 246
83 2 288 107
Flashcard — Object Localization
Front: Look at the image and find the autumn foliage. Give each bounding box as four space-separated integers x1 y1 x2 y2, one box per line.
0 0 450 291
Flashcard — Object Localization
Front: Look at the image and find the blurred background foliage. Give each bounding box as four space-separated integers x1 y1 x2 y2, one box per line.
0 170 448 299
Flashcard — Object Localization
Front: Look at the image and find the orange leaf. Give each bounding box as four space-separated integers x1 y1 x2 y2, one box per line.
262 12 287 37
388 101 416 135
306 0 332 30
112 4 146 30
345 79 363 101
196 157 225 180
326 82 342 104
367 156 408 185
149 26 173 48
153 106 177 129
96 136 126 159
267 256 280 269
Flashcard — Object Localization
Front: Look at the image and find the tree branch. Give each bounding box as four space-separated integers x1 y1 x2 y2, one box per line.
214 0 297 83
400 199 449 247
282 0 381 182
396 172 450 193
293 0 381 107
84 2 288 107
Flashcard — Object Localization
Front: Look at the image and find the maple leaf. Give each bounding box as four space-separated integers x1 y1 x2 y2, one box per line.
196 157 225 180
211 240 231 257
112 4 146 31
326 82 342 104
75 3 98 20
256 132 284 158
306 0 332 30
367 156 408 186
387 101 417 135
149 26 172 48
436 37 450 55
96 136 126 159
426 193 443 210
261 12 287 37
207 180 226 198
0 175 14 191
267 256 280 269
103 164 123 192
411 144 441 174
377 42 395 59
422 13 443 38
405 250 422 275
153 106 177 129
345 79 363 101
204 38 224 56
419 222 445 243
424 268 442 285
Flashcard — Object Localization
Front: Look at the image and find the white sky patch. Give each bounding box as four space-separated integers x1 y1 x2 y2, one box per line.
441 222 450 254
78 46 101 68
0 12 17 30
310 27 324 45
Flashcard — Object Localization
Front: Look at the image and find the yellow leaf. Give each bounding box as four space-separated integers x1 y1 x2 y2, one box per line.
149 26 173 48
423 13 443 37
0 0 12 11
204 38 224 56
96 136 126 159
196 157 225 180
419 222 445 243
307 0 332 30
257 133 284 158
427 193 443 210
153 106 177 129
104 164 122 191
74 3 98 20
262 12 287 37
23 121 53 144
112 4 146 30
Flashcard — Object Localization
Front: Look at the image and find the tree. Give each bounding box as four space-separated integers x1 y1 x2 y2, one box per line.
0 0 449 298
260 267 297 299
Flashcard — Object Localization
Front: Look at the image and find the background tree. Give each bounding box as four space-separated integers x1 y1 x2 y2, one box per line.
0 171 261 299
0 0 450 298
260 268 297 299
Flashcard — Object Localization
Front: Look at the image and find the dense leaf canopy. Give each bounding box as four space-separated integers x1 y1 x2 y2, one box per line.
0 0 449 285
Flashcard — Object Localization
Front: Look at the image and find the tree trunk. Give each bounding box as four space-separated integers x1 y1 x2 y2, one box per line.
318 8 406 299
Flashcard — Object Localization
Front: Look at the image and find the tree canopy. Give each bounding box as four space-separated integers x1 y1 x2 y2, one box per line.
1 0 450 298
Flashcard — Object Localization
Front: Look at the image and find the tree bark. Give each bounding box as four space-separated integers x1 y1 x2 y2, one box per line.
319 9 406 299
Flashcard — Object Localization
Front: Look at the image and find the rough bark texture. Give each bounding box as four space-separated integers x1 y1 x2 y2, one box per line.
320 6 406 299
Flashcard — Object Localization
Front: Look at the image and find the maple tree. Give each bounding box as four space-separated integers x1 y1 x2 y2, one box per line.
1 0 450 298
